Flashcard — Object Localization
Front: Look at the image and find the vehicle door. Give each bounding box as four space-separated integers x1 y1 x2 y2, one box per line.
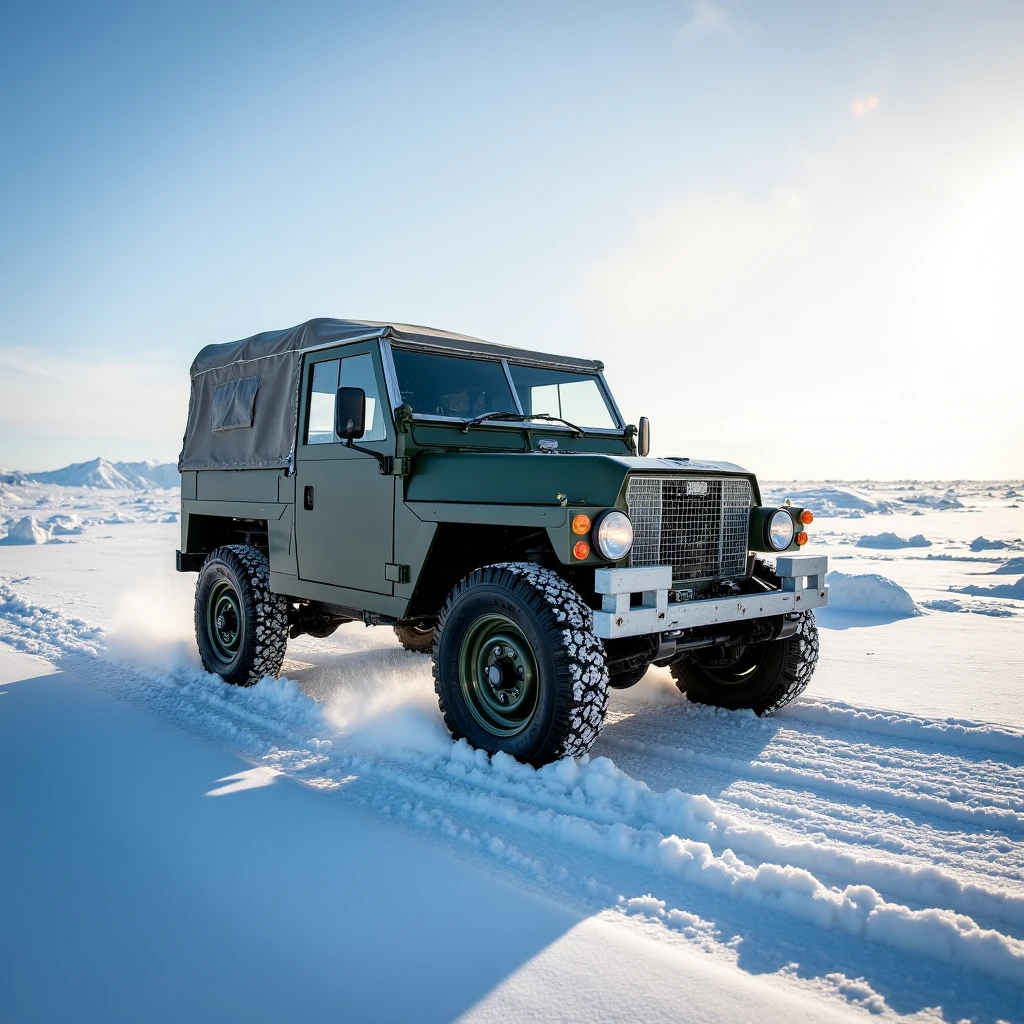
294 343 396 595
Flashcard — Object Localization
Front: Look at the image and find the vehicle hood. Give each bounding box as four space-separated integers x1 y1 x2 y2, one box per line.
405 453 759 508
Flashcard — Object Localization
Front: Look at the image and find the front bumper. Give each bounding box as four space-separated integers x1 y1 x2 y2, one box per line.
591 556 829 640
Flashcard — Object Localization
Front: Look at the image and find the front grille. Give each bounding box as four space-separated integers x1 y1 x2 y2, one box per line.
626 476 752 581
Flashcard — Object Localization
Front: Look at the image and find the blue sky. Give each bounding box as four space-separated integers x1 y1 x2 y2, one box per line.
1 1 1021 476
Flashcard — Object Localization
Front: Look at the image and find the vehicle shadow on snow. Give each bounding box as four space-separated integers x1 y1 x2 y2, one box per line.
814 607 919 630
0 662 582 1024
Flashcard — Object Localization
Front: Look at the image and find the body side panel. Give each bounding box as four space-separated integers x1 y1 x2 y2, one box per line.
196 470 281 502
182 498 288 521
268 572 409 617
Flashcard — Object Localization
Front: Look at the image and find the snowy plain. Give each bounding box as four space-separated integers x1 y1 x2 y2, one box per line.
1 474 1023 1022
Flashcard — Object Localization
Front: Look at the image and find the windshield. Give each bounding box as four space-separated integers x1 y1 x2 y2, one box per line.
390 347 619 429
508 364 617 428
391 350 518 419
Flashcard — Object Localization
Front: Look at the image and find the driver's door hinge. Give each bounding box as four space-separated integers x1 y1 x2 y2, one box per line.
384 563 410 584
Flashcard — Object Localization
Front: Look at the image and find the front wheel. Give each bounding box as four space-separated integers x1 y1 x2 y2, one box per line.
670 612 819 715
433 563 609 766
195 545 288 685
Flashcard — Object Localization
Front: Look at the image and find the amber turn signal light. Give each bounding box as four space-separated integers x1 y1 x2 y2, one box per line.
572 514 591 535
796 531 808 546
573 540 591 559
800 510 814 525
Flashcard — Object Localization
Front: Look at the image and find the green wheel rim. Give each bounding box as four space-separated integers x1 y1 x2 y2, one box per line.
458 613 539 737
207 579 243 665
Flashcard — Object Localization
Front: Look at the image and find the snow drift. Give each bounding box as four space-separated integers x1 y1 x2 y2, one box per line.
855 532 931 549
970 536 1018 552
954 578 1024 600
821 572 920 617
762 486 896 517
991 556 1024 575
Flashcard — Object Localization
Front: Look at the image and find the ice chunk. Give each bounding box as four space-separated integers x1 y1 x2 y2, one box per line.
0 516 49 545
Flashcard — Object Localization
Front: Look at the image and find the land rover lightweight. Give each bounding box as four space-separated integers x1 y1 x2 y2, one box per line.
176 318 828 766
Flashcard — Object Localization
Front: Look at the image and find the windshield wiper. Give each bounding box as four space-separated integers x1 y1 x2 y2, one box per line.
460 411 584 436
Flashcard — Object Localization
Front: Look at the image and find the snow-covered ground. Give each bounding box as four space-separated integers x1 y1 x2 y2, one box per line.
1 477 1022 1022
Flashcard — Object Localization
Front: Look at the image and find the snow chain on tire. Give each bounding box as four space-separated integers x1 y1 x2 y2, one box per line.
433 562 610 764
195 544 288 686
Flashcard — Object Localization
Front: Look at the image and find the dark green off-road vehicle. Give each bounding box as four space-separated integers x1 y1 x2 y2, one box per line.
177 318 828 765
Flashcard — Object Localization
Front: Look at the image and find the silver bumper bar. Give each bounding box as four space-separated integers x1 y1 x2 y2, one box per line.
591 556 829 640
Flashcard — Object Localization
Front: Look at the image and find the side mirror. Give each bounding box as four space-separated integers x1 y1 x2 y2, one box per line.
335 387 366 439
638 416 650 457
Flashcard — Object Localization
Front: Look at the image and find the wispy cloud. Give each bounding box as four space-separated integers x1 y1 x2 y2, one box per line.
679 0 733 39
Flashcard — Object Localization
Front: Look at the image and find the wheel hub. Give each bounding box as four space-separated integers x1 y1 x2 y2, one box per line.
459 616 538 736
485 646 525 701
206 580 243 664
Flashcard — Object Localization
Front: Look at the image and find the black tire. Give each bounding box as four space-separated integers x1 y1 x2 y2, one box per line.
670 611 819 715
195 545 288 686
394 623 435 653
608 665 648 690
433 562 609 766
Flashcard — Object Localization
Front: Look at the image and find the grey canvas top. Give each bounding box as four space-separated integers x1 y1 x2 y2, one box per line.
178 318 604 472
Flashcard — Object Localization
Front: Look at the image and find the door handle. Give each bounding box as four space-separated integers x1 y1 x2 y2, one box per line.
303 486 314 511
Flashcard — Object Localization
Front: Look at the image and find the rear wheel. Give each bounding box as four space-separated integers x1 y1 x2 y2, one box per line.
394 623 435 653
433 562 609 766
608 665 648 690
670 611 819 715
195 545 288 685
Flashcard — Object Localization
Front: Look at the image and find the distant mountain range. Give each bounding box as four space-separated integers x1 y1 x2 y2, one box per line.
1 458 179 490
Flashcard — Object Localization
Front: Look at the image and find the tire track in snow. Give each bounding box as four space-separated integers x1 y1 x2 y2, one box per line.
600 733 1024 832
708 781 1024 895
3 580 1024 986
780 698 1024 760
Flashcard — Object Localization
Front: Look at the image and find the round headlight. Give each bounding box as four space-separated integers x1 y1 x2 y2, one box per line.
767 508 796 551
594 510 633 560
